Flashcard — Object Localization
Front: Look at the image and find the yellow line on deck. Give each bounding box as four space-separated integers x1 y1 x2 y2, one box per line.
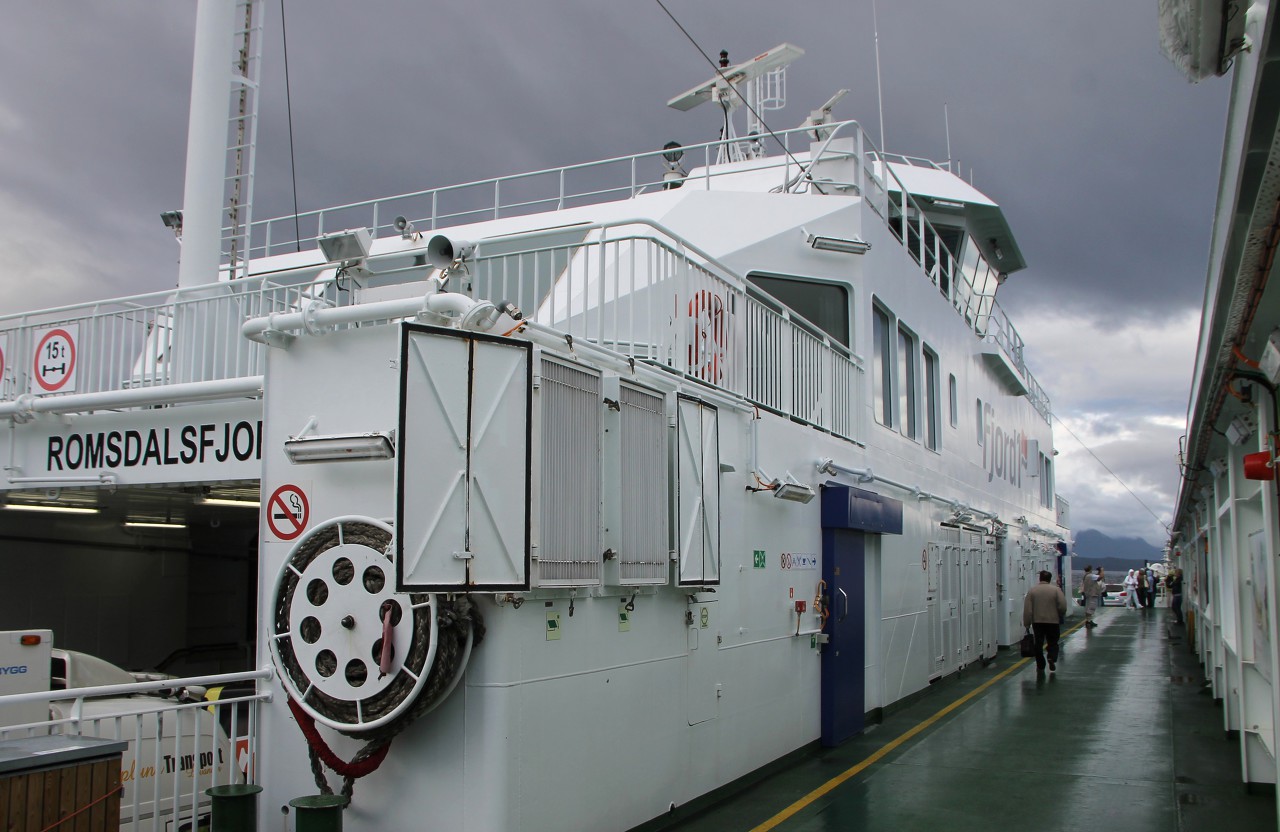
749 619 1087 832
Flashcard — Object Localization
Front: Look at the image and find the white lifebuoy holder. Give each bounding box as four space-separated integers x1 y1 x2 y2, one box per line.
687 289 726 383
268 516 437 733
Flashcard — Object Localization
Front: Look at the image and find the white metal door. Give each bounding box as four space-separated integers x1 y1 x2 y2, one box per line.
397 326 531 591
676 397 720 586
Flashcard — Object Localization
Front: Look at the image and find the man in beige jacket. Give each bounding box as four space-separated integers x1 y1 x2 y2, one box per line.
1023 570 1067 673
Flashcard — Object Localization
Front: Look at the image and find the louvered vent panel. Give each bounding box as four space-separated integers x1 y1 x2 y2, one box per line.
619 383 669 585
538 359 602 586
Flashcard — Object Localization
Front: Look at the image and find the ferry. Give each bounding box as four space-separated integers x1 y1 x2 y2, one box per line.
0 3 1069 829
1162 0 1280 809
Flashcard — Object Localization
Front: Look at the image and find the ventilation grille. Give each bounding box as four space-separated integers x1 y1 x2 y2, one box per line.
538 359 602 586
619 383 669 584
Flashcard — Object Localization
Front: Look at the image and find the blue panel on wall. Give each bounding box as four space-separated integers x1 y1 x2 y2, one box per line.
820 483 903 534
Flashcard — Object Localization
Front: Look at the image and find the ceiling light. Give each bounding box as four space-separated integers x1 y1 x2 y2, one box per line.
3 504 100 515
124 521 187 530
317 228 373 265
773 482 816 504
283 432 395 464
200 497 261 508
807 234 871 255
927 198 965 210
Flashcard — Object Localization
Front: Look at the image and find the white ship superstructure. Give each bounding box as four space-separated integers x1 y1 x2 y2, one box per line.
0 31 1068 832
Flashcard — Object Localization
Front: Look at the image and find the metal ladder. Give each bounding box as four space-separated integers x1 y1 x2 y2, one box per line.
222 0 265 280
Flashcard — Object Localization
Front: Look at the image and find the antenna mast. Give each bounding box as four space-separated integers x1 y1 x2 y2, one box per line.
872 0 886 154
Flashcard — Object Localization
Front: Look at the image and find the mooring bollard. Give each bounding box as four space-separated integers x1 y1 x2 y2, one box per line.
289 794 349 832
206 784 263 832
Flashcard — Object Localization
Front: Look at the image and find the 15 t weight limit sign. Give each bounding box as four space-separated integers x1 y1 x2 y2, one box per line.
31 324 78 394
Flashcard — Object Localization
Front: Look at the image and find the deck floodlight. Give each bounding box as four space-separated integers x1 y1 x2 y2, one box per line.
773 482 816 504
662 141 684 165
426 235 474 269
807 233 870 255
284 431 395 464
160 210 184 236
318 227 373 265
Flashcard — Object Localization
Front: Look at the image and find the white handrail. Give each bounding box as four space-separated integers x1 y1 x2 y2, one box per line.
0 667 271 708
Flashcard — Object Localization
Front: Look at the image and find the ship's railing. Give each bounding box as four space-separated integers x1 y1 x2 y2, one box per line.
0 274 331 404
0 668 270 832
468 220 862 441
241 121 876 261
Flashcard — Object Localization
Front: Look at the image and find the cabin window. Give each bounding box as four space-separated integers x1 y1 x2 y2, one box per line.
872 303 892 427
747 273 850 347
897 324 918 440
948 374 958 427
923 347 940 451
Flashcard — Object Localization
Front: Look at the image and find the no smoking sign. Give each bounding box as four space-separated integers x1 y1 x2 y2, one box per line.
31 324 78 394
267 484 310 541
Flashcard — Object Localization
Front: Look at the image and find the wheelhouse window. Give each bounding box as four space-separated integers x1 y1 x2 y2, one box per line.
872 304 892 427
897 324 918 440
923 347 940 451
747 273 850 347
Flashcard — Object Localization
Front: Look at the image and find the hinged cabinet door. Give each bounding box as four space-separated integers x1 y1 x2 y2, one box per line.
397 325 531 591
676 397 720 586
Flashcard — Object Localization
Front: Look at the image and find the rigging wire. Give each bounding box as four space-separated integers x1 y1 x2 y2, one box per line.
279 0 302 252
1052 413 1172 534
652 0 822 192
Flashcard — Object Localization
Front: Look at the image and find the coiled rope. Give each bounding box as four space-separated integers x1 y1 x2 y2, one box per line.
272 519 485 800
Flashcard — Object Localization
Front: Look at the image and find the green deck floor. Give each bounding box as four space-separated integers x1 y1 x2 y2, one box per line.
647 606 1277 832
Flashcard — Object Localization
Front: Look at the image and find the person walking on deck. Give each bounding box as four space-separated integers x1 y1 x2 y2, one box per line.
1169 568 1185 625
1023 570 1067 673
1136 568 1149 608
1124 569 1140 609
1082 565 1102 628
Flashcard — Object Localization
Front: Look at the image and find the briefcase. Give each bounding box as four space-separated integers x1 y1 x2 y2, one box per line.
1019 629 1035 658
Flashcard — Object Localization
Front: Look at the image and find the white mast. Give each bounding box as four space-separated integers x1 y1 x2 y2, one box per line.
177 0 264 288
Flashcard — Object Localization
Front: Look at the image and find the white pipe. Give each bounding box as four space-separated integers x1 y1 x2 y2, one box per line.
0 376 263 420
178 0 238 289
817 457 999 521
241 279 455 343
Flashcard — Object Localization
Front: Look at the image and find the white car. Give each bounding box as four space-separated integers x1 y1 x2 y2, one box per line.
1101 582 1133 606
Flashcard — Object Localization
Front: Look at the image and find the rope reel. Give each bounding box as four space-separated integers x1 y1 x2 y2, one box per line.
268 515 486 799
270 516 434 732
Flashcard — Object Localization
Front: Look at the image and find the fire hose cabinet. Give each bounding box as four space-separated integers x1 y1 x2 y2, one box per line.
0 735 127 831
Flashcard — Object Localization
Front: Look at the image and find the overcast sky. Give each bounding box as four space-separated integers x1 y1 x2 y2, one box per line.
0 1 1229 546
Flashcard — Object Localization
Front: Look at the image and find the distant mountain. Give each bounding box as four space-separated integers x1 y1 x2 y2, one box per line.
1071 529 1164 571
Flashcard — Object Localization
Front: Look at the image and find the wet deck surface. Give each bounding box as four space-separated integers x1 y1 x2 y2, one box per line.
645 606 1277 832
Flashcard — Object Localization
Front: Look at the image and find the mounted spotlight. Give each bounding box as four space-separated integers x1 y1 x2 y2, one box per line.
661 141 686 190
1207 458 1228 478
160 210 183 237
317 228 373 266
773 482 816 504
426 235 474 269
284 431 395 464
807 233 871 255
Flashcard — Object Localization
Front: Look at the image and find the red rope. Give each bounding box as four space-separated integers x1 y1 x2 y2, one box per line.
38 784 123 832
287 696 393 778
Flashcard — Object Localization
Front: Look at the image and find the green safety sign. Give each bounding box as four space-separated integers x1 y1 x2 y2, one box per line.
753 549 766 569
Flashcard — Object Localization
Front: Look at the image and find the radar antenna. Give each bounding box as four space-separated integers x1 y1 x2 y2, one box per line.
667 43 804 164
